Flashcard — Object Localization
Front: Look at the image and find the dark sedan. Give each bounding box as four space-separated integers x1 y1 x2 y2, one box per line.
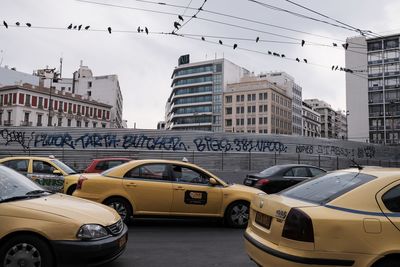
243 164 326 194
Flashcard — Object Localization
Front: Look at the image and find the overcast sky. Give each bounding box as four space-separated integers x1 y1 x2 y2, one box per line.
1 0 400 128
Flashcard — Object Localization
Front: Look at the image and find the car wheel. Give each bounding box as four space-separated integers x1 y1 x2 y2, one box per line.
104 197 132 224
66 184 77 195
225 201 250 228
0 234 54 267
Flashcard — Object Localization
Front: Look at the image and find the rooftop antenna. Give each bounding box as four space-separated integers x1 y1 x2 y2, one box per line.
59 57 63 78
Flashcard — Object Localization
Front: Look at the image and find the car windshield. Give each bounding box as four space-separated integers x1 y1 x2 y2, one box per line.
280 171 376 204
0 166 53 203
259 165 284 176
51 159 77 175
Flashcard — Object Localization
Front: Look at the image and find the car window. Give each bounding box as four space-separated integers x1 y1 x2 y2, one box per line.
95 161 107 170
108 160 127 169
309 168 325 177
2 159 29 173
382 185 400 212
33 160 56 174
281 171 376 204
260 165 284 176
172 165 210 185
124 164 169 181
292 167 309 177
283 169 294 177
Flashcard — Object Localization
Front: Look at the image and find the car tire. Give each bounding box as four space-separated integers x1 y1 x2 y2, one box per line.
224 201 250 228
373 258 400 267
0 234 54 267
66 184 77 195
103 197 133 224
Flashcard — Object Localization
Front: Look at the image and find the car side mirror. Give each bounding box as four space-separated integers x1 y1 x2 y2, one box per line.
53 169 62 176
209 178 219 186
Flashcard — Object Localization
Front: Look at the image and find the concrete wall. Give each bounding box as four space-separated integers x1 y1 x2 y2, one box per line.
0 127 398 179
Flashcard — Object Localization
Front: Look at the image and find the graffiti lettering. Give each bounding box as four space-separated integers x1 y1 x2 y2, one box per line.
0 129 34 150
193 137 287 153
295 144 314 154
122 134 187 151
358 146 376 159
34 133 75 149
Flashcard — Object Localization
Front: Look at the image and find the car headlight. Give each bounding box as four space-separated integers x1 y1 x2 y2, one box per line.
77 224 109 240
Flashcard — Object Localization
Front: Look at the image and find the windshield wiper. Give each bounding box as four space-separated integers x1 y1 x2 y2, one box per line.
0 195 42 204
25 190 53 195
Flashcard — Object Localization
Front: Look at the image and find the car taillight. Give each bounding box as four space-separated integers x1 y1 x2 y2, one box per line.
76 175 88 190
255 179 269 186
282 208 314 242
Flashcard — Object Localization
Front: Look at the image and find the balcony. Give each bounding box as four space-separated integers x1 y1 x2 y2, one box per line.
368 86 383 91
3 120 13 126
384 71 400 77
20 121 33 126
384 58 400 63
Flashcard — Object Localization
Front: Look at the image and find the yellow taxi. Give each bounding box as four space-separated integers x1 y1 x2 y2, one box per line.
0 156 81 194
0 164 128 266
245 167 400 267
73 159 263 227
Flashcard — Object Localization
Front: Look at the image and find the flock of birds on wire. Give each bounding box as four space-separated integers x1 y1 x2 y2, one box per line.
2 17 353 73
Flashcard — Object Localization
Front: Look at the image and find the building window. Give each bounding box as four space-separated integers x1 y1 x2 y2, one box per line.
58 117 62 127
93 122 97 128
37 114 42 126
77 120 82 127
252 94 256 101
225 107 232 115
88 81 92 88
85 121 89 127
48 116 53 127
67 119 71 127
102 123 106 128
225 119 232 126
225 96 232 103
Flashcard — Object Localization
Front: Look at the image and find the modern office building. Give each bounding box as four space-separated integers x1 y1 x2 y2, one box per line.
263 72 303 136
0 84 112 128
346 34 400 144
302 101 321 138
165 55 249 131
223 75 292 134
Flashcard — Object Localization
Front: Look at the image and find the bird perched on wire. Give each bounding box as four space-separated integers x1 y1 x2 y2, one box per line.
3 21 8 28
296 58 300 62
85 25 90 30
333 43 338 47
233 44 238 49
303 59 308 63
26 23 31 27
273 52 280 56
73 25 77 30
219 40 223 45
145 27 149 34
107 27 112 34
67 23 72 29
256 37 259 43
78 25 82 31
281 54 285 58
342 43 349 50
178 15 184 21
268 51 272 55
335 66 339 70
331 65 335 70
201 36 205 41
301 40 305 47
174 21 181 30
15 22 20 26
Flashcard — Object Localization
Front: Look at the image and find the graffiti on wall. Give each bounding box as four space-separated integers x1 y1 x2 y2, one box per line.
0 129 381 159
295 144 376 159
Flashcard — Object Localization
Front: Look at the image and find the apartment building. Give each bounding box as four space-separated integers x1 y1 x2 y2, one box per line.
223 75 292 134
302 101 321 138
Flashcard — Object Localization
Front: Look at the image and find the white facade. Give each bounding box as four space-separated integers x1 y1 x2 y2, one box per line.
302 101 321 138
45 65 124 128
0 84 112 128
263 72 303 136
345 36 369 142
304 99 336 139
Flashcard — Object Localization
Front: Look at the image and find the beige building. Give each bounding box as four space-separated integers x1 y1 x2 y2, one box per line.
223 75 292 134
302 101 321 138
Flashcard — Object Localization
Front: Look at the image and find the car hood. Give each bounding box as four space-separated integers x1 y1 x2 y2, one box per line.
7 193 120 226
227 183 264 194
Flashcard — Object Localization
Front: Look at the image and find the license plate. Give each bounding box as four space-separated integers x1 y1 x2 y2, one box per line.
119 234 127 248
255 212 272 229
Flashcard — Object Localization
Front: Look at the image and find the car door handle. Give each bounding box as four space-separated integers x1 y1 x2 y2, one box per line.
126 182 137 187
174 186 185 191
